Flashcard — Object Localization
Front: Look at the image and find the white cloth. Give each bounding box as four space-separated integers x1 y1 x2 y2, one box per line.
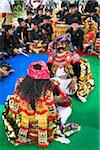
57 106 72 125
52 77 74 95
44 0 61 9
55 67 66 76
26 0 41 9
0 0 14 13
52 67 78 95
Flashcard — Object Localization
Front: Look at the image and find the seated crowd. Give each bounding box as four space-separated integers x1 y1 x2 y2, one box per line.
0 1 100 58
0 1 99 79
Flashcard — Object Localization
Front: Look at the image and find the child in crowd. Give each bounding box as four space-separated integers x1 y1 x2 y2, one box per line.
33 8 44 25
25 11 34 28
14 18 29 53
30 19 41 41
65 3 82 25
45 8 52 18
67 19 84 51
40 15 53 43
84 0 99 14
56 2 68 21
29 19 47 53
0 24 23 58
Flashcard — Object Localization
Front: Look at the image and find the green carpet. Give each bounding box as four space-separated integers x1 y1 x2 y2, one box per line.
0 56 99 150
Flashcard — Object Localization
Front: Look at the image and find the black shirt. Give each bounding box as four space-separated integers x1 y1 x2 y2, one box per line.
65 11 82 25
1 33 16 55
85 0 99 13
25 18 33 28
67 27 84 50
30 29 42 41
41 23 53 36
14 26 28 44
33 15 44 24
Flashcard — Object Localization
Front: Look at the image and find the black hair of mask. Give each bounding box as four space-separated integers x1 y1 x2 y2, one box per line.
57 47 65 52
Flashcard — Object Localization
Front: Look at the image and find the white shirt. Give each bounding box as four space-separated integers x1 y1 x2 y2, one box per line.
0 0 14 13
45 0 61 9
26 0 41 10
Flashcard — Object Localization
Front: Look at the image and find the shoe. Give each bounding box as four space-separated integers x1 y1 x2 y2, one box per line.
55 137 70 144
78 95 87 103
98 55 100 58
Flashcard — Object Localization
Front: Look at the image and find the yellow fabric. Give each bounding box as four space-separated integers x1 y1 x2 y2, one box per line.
0 13 13 25
5 13 13 25
21 112 29 127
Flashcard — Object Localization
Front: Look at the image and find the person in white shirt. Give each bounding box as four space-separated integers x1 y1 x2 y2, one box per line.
0 0 15 25
25 0 41 15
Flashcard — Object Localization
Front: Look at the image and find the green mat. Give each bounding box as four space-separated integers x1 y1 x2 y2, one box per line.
0 56 99 150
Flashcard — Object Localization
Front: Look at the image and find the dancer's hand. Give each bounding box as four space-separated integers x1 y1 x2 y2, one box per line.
68 80 76 92
58 74 69 79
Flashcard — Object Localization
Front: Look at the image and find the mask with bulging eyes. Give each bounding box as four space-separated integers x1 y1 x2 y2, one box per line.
56 41 66 53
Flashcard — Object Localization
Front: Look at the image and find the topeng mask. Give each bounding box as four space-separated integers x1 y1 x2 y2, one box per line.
56 41 66 52
54 35 67 53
